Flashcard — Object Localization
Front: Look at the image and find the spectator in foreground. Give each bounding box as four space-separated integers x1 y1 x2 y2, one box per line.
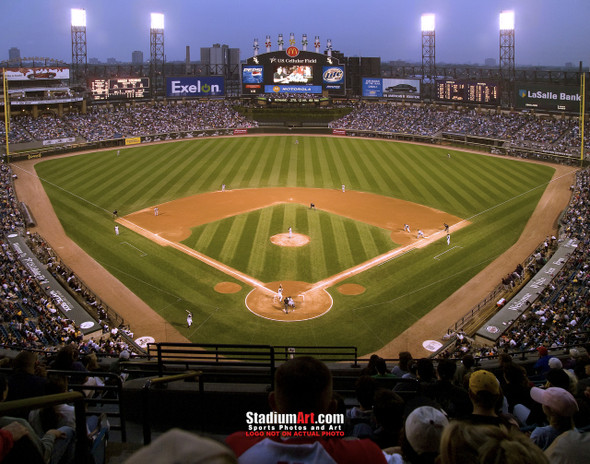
465 370 514 427
439 421 549 464
226 356 388 463
529 386 578 450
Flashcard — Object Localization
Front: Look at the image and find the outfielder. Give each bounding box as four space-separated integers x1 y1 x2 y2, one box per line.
186 310 193 328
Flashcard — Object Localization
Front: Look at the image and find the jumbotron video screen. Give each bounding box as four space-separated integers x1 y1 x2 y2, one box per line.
242 48 344 95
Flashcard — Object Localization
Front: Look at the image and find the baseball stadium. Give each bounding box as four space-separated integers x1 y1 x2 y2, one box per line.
1 5 589 463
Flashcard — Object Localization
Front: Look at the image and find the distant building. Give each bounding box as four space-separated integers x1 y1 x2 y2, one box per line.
132 51 143 65
484 58 496 67
200 43 240 78
106 58 118 64
89 58 100 64
8 47 20 61
565 62 574 68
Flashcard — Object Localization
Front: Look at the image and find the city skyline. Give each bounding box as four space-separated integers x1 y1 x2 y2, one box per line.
2 0 589 67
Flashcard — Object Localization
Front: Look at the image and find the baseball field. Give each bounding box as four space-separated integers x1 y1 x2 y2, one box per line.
26 135 557 355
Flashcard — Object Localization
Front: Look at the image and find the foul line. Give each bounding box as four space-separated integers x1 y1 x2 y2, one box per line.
117 217 276 297
121 241 148 257
434 246 463 260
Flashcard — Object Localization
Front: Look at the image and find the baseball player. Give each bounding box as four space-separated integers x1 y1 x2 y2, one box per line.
222 183 226 192
342 184 346 193
277 284 283 302
186 310 193 328
114 225 119 236
444 223 449 233
154 207 159 216
447 234 451 245
417 229 425 239
404 224 411 233
288 227 292 239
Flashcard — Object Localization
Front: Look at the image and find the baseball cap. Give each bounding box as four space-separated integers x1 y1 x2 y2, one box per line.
530 387 578 417
405 406 449 455
125 428 236 464
469 370 500 395
537 346 548 356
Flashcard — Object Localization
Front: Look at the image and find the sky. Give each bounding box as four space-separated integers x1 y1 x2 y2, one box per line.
2 0 589 67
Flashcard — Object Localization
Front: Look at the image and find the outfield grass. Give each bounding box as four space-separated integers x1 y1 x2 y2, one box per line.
34 136 555 354
181 203 397 282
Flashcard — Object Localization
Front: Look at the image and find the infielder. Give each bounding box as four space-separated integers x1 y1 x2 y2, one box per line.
417 229 425 239
154 207 159 216
342 184 346 193
222 184 226 192
404 224 411 233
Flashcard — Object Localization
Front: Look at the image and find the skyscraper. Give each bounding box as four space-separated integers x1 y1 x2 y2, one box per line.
132 50 143 64
8 47 20 61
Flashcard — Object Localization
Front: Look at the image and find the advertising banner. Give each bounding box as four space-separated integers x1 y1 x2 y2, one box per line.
515 84 581 112
264 85 322 94
242 66 263 84
3 67 70 81
166 76 225 97
382 78 421 100
362 78 383 97
125 137 141 145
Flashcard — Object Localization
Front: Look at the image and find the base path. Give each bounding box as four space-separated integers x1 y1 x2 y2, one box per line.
11 151 577 357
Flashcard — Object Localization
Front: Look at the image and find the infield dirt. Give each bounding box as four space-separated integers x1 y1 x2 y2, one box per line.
12 152 577 358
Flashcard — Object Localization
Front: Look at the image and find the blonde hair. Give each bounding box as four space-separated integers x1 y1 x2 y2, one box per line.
439 421 549 464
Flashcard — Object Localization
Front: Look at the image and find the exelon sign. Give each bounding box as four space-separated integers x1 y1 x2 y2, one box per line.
166 77 225 97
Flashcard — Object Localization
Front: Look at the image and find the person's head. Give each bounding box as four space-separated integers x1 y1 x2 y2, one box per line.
545 369 570 390
436 359 457 382
461 355 475 370
503 363 528 387
537 346 549 358
13 351 38 374
398 351 413 371
530 387 578 419
468 370 502 413
373 389 405 431
401 406 448 464
416 358 436 382
439 422 549 464
354 376 378 410
375 357 389 375
548 357 563 370
269 356 335 414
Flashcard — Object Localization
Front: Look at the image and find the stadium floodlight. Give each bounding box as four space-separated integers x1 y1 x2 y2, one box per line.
421 14 435 32
499 10 515 31
151 13 164 30
71 8 86 28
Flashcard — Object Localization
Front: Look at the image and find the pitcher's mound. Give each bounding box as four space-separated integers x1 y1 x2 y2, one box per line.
270 233 310 247
246 281 332 321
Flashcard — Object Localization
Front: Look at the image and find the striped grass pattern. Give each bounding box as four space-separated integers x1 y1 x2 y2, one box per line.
182 203 397 282
34 136 555 354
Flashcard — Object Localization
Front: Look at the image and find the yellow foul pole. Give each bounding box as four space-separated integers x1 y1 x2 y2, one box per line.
2 69 9 163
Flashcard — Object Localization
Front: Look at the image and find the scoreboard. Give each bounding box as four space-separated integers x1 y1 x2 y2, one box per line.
90 77 150 100
435 79 499 104
242 48 345 96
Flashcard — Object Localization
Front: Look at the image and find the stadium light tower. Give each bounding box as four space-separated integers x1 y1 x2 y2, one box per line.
70 8 87 85
499 10 515 107
421 14 436 99
150 13 165 96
